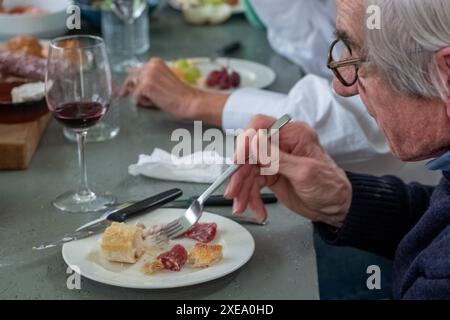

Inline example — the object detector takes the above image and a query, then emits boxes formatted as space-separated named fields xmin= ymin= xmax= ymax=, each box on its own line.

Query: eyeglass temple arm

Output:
xmin=328 ymin=58 xmax=364 ymax=69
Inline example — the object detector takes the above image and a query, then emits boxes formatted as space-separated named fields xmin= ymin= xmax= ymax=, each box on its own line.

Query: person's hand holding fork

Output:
xmin=224 ymin=115 xmax=352 ymax=227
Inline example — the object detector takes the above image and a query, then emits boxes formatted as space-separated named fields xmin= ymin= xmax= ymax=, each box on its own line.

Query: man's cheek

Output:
xmin=332 ymin=78 xmax=358 ymax=97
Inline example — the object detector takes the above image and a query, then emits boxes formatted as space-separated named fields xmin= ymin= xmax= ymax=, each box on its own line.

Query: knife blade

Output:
xmin=211 ymin=41 xmax=242 ymax=63
xmin=33 ymin=188 xmax=183 ymax=250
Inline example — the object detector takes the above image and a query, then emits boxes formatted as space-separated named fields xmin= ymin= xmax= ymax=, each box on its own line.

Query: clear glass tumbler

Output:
xmin=101 ymin=1 xmax=150 ymax=73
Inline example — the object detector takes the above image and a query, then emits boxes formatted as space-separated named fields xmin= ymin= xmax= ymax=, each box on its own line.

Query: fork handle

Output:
xmin=198 ymin=114 xmax=292 ymax=204
xmin=198 ymin=164 xmax=240 ymax=204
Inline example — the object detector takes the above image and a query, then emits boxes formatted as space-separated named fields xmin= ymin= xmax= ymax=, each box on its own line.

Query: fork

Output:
xmin=150 ymin=114 xmax=292 ymax=244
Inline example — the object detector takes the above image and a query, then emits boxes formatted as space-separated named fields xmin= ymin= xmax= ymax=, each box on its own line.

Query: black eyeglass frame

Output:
xmin=327 ymin=39 xmax=366 ymax=87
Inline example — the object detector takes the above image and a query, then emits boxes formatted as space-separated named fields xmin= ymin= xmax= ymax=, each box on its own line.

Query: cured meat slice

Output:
xmin=0 ymin=51 xmax=46 ymax=81
xmin=157 ymin=244 xmax=188 ymax=272
xmin=184 ymin=223 xmax=217 ymax=243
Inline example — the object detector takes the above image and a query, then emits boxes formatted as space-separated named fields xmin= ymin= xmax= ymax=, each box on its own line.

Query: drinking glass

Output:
xmin=110 ymin=0 xmax=147 ymax=72
xmin=45 ymin=35 xmax=116 ymax=213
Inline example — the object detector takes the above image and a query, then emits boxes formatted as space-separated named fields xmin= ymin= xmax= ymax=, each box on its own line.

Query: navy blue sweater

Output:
xmin=315 ymin=171 xmax=450 ymax=299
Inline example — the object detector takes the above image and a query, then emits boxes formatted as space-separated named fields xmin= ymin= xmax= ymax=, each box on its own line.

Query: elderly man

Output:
xmin=225 ymin=0 xmax=450 ymax=299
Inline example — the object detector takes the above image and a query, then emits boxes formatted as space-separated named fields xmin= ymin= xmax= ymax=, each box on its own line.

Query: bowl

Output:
xmin=75 ymin=0 xmax=160 ymax=29
xmin=0 ymin=81 xmax=48 ymax=124
xmin=0 ymin=0 xmax=72 ymax=40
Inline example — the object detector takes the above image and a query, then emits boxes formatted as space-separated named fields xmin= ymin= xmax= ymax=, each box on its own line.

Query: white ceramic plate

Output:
xmin=0 ymin=0 xmax=71 ymax=40
xmin=62 ymin=209 xmax=255 ymax=289
xmin=169 ymin=0 xmax=245 ymax=14
xmin=173 ymin=57 xmax=276 ymax=92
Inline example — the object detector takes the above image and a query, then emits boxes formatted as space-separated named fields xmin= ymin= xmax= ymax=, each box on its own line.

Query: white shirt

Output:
xmin=251 ymin=0 xmax=336 ymax=79
xmin=223 ymin=76 xmax=390 ymax=164
xmin=222 ymin=0 xmax=390 ymax=165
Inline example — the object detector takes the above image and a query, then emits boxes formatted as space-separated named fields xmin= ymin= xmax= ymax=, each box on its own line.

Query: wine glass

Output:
xmin=111 ymin=0 xmax=147 ymax=72
xmin=45 ymin=35 xmax=116 ymax=213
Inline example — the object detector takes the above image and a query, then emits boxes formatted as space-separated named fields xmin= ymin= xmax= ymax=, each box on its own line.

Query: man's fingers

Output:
xmin=120 ymin=76 xmax=132 ymax=97
xmin=137 ymin=95 xmax=155 ymax=108
xmin=120 ymin=67 xmax=142 ymax=97
xmin=234 ymin=128 xmax=256 ymax=164
xmin=232 ymin=168 xmax=257 ymax=215
xmin=248 ymin=181 xmax=268 ymax=223
xmin=244 ymin=114 xmax=278 ymax=131
xmin=225 ymin=164 xmax=252 ymax=199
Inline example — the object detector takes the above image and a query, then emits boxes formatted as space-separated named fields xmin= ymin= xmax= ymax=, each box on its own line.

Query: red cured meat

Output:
xmin=0 ymin=51 xmax=46 ymax=81
xmin=184 ymin=223 xmax=217 ymax=243
xmin=157 ymin=244 xmax=188 ymax=271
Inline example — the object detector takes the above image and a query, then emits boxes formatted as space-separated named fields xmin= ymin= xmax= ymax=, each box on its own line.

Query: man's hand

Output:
xmin=121 ymin=58 xmax=201 ymax=119
xmin=225 ymin=115 xmax=352 ymax=227
xmin=121 ymin=58 xmax=228 ymax=126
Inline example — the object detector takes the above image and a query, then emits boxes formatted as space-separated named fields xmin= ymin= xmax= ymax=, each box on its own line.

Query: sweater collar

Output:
xmin=426 ymin=150 xmax=450 ymax=172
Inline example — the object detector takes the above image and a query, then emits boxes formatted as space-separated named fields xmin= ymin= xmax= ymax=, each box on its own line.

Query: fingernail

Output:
xmin=232 ymin=201 xmax=239 ymax=215
xmin=224 ymin=185 xmax=230 ymax=198
xmin=258 ymin=216 xmax=267 ymax=224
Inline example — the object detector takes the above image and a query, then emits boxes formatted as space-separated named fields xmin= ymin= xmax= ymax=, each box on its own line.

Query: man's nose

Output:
xmin=332 ymin=78 xmax=359 ymax=97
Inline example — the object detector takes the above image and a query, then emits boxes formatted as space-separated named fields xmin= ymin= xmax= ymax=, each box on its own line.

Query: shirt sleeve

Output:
xmin=222 ymin=75 xmax=390 ymax=165
xmin=250 ymin=0 xmax=336 ymax=79
xmin=315 ymin=172 xmax=436 ymax=259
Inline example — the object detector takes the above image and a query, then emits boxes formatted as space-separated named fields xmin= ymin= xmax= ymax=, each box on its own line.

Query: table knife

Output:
xmin=211 ymin=41 xmax=242 ymax=63
xmin=164 ymin=193 xmax=277 ymax=208
xmin=33 ymin=188 xmax=183 ymax=250
xmin=164 ymin=194 xmax=276 ymax=225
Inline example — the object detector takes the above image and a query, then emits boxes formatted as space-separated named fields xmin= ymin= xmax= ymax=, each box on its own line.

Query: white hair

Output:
xmin=364 ymin=0 xmax=450 ymax=100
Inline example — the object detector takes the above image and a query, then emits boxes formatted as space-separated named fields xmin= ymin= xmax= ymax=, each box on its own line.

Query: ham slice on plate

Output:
xmin=184 ymin=223 xmax=218 ymax=243
xmin=157 ymin=244 xmax=188 ymax=272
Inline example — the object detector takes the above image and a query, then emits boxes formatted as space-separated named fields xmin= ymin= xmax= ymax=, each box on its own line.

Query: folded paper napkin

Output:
xmin=129 ymin=148 xmax=230 ymax=184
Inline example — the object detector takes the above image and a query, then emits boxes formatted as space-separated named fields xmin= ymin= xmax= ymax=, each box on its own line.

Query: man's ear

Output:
xmin=437 ymin=47 xmax=450 ymax=118
xmin=437 ymin=47 xmax=450 ymax=75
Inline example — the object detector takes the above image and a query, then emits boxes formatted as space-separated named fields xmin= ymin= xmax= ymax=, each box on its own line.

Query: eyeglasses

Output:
xmin=327 ymin=39 xmax=366 ymax=87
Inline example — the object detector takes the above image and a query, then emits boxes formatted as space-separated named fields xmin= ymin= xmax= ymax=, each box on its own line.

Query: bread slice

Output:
xmin=101 ymin=222 xmax=144 ymax=264
xmin=142 ymin=260 xmax=164 ymax=275
xmin=189 ymin=243 xmax=223 ymax=268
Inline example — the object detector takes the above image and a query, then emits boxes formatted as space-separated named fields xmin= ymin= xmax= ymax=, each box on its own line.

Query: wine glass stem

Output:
xmin=76 ymin=131 xmax=94 ymax=201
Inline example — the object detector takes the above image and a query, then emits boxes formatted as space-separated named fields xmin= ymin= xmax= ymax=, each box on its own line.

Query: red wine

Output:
xmin=53 ymin=101 xmax=107 ymax=130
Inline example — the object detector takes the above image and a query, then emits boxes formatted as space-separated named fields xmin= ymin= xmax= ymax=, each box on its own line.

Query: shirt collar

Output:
xmin=426 ymin=150 xmax=450 ymax=171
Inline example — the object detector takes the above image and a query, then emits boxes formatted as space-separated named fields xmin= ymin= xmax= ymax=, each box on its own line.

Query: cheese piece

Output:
xmin=11 ymin=81 xmax=45 ymax=103
xmin=101 ymin=222 xmax=145 ymax=264
xmin=188 ymin=243 xmax=223 ymax=268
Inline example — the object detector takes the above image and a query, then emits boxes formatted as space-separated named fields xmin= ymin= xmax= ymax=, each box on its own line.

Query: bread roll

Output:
xmin=101 ymin=222 xmax=145 ymax=264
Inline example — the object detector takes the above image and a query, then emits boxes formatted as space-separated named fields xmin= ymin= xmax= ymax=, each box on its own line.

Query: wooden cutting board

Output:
xmin=0 ymin=112 xmax=51 ymax=170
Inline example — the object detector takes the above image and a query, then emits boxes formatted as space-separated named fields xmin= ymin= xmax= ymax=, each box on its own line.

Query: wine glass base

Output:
xmin=113 ymin=58 xmax=143 ymax=73
xmin=53 ymin=191 xmax=116 ymax=213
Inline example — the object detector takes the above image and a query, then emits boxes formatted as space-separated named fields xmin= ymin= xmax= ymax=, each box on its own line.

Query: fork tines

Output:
xmin=149 ymin=219 xmax=184 ymax=245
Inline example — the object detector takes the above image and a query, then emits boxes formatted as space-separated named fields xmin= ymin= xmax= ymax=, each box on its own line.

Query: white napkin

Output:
xmin=129 ymin=148 xmax=230 ymax=184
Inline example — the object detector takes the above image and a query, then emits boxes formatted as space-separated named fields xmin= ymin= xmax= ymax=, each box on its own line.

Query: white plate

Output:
xmin=169 ymin=0 xmax=245 ymax=14
xmin=175 ymin=57 xmax=276 ymax=92
xmin=62 ymin=209 xmax=255 ymax=289
xmin=0 ymin=0 xmax=71 ymax=40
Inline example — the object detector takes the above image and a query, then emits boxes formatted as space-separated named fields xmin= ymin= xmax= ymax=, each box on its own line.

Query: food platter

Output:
xmin=0 ymin=81 xmax=48 ymax=123
xmin=62 ymin=209 xmax=255 ymax=289
xmin=169 ymin=57 xmax=276 ymax=93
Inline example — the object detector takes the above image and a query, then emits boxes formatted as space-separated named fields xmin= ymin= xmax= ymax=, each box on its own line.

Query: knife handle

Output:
xmin=215 ymin=41 xmax=242 ymax=57
xmin=108 ymin=189 xmax=183 ymax=222
xmin=204 ymin=194 xmax=278 ymax=206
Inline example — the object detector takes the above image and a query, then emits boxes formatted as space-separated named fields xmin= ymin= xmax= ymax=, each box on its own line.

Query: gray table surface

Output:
xmin=0 ymin=9 xmax=319 ymax=299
